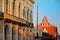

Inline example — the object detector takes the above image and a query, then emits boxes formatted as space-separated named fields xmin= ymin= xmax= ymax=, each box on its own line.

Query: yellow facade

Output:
xmin=0 ymin=0 xmax=34 ymax=22
xmin=0 ymin=0 xmax=34 ymax=40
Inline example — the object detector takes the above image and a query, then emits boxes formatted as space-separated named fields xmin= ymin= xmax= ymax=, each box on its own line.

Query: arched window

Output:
xmin=30 ymin=11 xmax=33 ymax=22
xmin=23 ymin=7 xmax=26 ymax=19
xmin=13 ymin=0 xmax=15 ymax=15
xmin=27 ymin=9 xmax=29 ymax=21
xmin=18 ymin=3 xmax=21 ymax=17
xmin=5 ymin=25 xmax=10 ymax=40
xmin=6 ymin=0 xmax=8 ymax=13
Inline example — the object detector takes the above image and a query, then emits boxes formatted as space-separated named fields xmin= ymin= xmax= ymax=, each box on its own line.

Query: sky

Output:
xmin=33 ymin=0 xmax=60 ymax=34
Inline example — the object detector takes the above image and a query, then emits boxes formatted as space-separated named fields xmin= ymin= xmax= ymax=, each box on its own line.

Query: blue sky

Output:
xmin=33 ymin=0 xmax=60 ymax=34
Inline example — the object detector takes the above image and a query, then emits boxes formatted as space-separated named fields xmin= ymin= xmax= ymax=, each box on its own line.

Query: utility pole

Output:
xmin=34 ymin=0 xmax=42 ymax=40
xmin=35 ymin=0 xmax=39 ymax=39
xmin=36 ymin=0 xmax=38 ymax=34
xmin=36 ymin=2 xmax=38 ymax=38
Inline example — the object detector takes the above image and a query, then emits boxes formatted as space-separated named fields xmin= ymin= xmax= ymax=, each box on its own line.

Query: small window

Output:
xmin=42 ymin=23 xmax=48 ymax=26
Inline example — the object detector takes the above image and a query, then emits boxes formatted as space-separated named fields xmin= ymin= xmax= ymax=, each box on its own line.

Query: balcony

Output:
xmin=0 ymin=12 xmax=34 ymax=27
xmin=4 ymin=13 xmax=26 ymax=24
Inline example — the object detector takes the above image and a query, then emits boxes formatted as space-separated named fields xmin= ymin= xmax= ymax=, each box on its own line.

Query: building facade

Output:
xmin=42 ymin=32 xmax=54 ymax=40
xmin=57 ymin=35 xmax=60 ymax=40
xmin=33 ymin=27 xmax=42 ymax=40
xmin=0 ymin=0 xmax=34 ymax=40
xmin=38 ymin=16 xmax=57 ymax=40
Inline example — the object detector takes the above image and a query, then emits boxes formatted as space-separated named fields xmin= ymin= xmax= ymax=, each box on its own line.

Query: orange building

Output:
xmin=38 ymin=16 xmax=57 ymax=38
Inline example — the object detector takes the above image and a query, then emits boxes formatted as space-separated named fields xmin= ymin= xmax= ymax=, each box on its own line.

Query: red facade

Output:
xmin=38 ymin=16 xmax=57 ymax=37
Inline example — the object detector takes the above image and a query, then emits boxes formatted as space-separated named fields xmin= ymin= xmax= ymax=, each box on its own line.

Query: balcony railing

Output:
xmin=0 ymin=12 xmax=34 ymax=27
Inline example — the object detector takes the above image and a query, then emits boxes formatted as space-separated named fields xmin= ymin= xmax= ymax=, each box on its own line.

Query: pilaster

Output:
xmin=16 ymin=24 xmax=18 ymax=40
xmin=0 ymin=20 xmax=5 ymax=40
xmin=13 ymin=24 xmax=18 ymax=40
xmin=2 ymin=20 xmax=5 ymax=40
xmin=2 ymin=0 xmax=4 ymax=12
xmin=9 ymin=23 xmax=12 ymax=40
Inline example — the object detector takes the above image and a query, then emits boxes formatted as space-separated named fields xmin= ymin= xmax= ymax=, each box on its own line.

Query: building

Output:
xmin=33 ymin=27 xmax=42 ymax=40
xmin=42 ymin=32 xmax=54 ymax=40
xmin=38 ymin=16 xmax=57 ymax=40
xmin=57 ymin=35 xmax=60 ymax=40
xmin=0 ymin=0 xmax=34 ymax=40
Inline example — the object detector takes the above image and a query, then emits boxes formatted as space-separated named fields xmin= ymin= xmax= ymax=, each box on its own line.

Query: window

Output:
xmin=23 ymin=7 xmax=25 ymax=19
xmin=5 ymin=25 xmax=10 ymax=40
xmin=42 ymin=23 xmax=48 ymax=26
xmin=6 ymin=0 xmax=10 ymax=14
xmin=25 ymin=8 xmax=27 ymax=20
xmin=6 ymin=0 xmax=8 ymax=13
xmin=18 ymin=3 xmax=21 ymax=17
xmin=13 ymin=0 xmax=15 ymax=15
xmin=28 ymin=9 xmax=31 ymax=22
xmin=30 ymin=11 xmax=33 ymax=22
xmin=44 ymin=23 xmax=48 ymax=26
xmin=27 ymin=9 xmax=30 ymax=21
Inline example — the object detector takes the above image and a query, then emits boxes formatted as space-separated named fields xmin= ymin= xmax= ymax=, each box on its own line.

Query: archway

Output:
xmin=5 ymin=25 xmax=10 ymax=40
